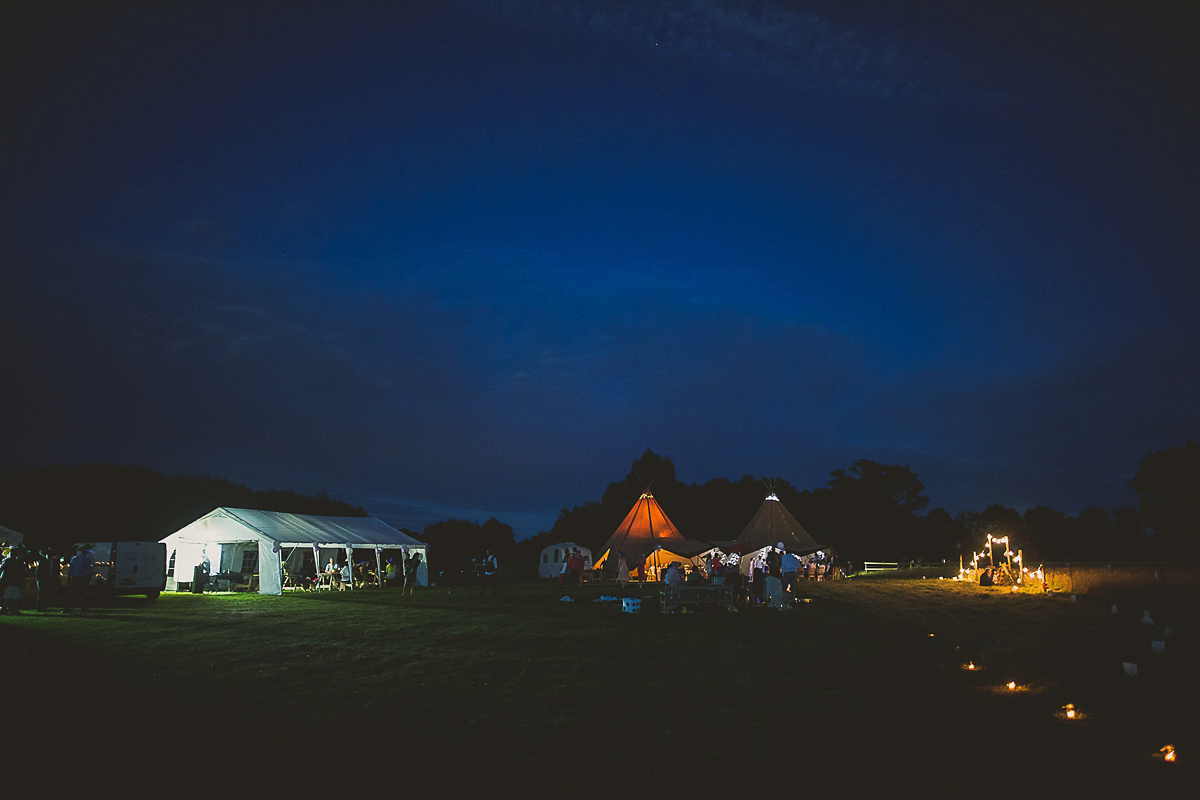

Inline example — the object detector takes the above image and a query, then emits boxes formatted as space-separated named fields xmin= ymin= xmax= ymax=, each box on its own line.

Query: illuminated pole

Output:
xmin=374 ymin=547 xmax=383 ymax=589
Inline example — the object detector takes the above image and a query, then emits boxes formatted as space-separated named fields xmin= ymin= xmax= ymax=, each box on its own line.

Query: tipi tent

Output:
xmin=594 ymin=491 xmax=711 ymax=580
xmin=161 ymin=507 xmax=427 ymax=595
xmin=730 ymin=493 xmax=824 ymax=573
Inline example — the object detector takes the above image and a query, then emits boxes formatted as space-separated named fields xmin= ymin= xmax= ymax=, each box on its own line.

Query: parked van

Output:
xmin=76 ymin=542 xmax=168 ymax=599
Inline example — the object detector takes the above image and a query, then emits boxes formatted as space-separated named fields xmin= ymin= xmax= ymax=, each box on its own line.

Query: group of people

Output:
xmin=285 ymin=549 xmax=424 ymax=594
xmin=608 ymin=547 xmax=841 ymax=611
xmin=0 ymin=543 xmax=99 ymax=614
xmin=557 ymin=547 xmax=588 ymax=587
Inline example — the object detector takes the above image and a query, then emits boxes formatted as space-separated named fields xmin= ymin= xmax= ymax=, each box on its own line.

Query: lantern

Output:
xmin=1064 ymin=703 xmax=1076 ymax=719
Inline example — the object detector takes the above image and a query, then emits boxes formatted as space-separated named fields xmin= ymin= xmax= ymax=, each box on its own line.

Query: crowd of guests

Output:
xmin=611 ymin=548 xmax=841 ymax=610
xmin=0 ymin=543 xmax=100 ymax=614
xmin=285 ymin=548 xmax=425 ymax=594
xmin=557 ymin=547 xmax=588 ymax=587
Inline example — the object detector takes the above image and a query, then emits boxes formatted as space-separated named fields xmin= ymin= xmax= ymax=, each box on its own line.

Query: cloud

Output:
xmin=9 ymin=240 xmax=1196 ymax=535
xmin=462 ymin=0 xmax=999 ymax=106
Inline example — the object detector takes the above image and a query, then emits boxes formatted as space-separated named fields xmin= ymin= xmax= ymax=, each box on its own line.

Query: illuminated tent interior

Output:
xmin=161 ymin=507 xmax=427 ymax=595
xmin=593 ymin=491 xmax=712 ymax=580
xmin=729 ymin=493 xmax=825 ymax=574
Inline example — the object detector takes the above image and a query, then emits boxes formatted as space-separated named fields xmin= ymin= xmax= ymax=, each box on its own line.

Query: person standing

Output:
xmin=35 ymin=547 xmax=59 ymax=612
xmin=781 ymin=550 xmax=799 ymax=595
xmin=616 ymin=552 xmax=630 ymax=590
xmin=404 ymin=551 xmax=422 ymax=596
xmin=763 ymin=549 xmax=786 ymax=610
xmin=0 ymin=545 xmax=27 ymax=615
xmin=480 ymin=549 xmax=498 ymax=595
xmin=568 ymin=548 xmax=583 ymax=587
xmin=62 ymin=546 xmax=94 ymax=614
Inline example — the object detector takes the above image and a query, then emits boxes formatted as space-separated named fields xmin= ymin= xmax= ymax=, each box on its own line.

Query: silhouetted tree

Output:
xmin=0 ymin=463 xmax=366 ymax=550
xmin=1128 ymin=440 xmax=1200 ymax=558
xmin=420 ymin=517 xmax=515 ymax=577
xmin=1073 ymin=507 xmax=1116 ymax=560
xmin=915 ymin=507 xmax=966 ymax=561
xmin=812 ymin=460 xmax=930 ymax=562
xmin=1023 ymin=506 xmax=1070 ymax=560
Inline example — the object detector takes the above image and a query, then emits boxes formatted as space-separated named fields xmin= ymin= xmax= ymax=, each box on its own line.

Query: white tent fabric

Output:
xmin=161 ymin=508 xmax=427 ymax=595
xmin=0 ymin=524 xmax=24 ymax=546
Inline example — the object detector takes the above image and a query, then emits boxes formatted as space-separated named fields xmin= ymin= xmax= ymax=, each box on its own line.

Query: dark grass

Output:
xmin=3 ymin=579 xmax=1195 ymax=791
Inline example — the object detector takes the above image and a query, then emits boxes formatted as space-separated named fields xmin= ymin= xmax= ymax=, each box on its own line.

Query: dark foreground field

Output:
xmin=3 ymin=578 xmax=1194 ymax=791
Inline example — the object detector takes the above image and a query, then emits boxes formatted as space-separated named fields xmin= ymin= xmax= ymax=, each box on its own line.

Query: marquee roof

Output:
xmin=0 ymin=524 xmax=24 ymax=545
xmin=162 ymin=507 xmax=424 ymax=548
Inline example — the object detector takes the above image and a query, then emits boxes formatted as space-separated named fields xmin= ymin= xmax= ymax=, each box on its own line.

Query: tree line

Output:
xmin=4 ymin=440 xmax=1196 ymax=576
xmin=510 ymin=442 xmax=1200 ymax=573
xmin=0 ymin=463 xmax=367 ymax=550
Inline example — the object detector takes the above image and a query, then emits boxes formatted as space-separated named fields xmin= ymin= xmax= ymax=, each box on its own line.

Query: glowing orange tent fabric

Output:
xmin=593 ymin=491 xmax=711 ymax=575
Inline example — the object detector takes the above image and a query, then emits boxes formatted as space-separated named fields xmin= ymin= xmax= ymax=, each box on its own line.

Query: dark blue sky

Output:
xmin=4 ymin=1 xmax=1198 ymax=537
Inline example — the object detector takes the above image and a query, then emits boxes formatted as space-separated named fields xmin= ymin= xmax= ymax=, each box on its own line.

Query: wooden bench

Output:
xmin=660 ymin=584 xmax=733 ymax=613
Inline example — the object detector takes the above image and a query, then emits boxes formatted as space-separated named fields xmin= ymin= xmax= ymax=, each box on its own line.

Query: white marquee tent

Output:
xmin=161 ymin=507 xmax=428 ymax=595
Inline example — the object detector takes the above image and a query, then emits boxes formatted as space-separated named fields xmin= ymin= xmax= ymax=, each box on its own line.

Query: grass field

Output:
xmin=3 ymin=578 xmax=1194 ymax=790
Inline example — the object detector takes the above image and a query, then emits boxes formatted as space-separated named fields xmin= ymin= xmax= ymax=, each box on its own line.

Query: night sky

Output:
xmin=4 ymin=1 xmax=1198 ymax=538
